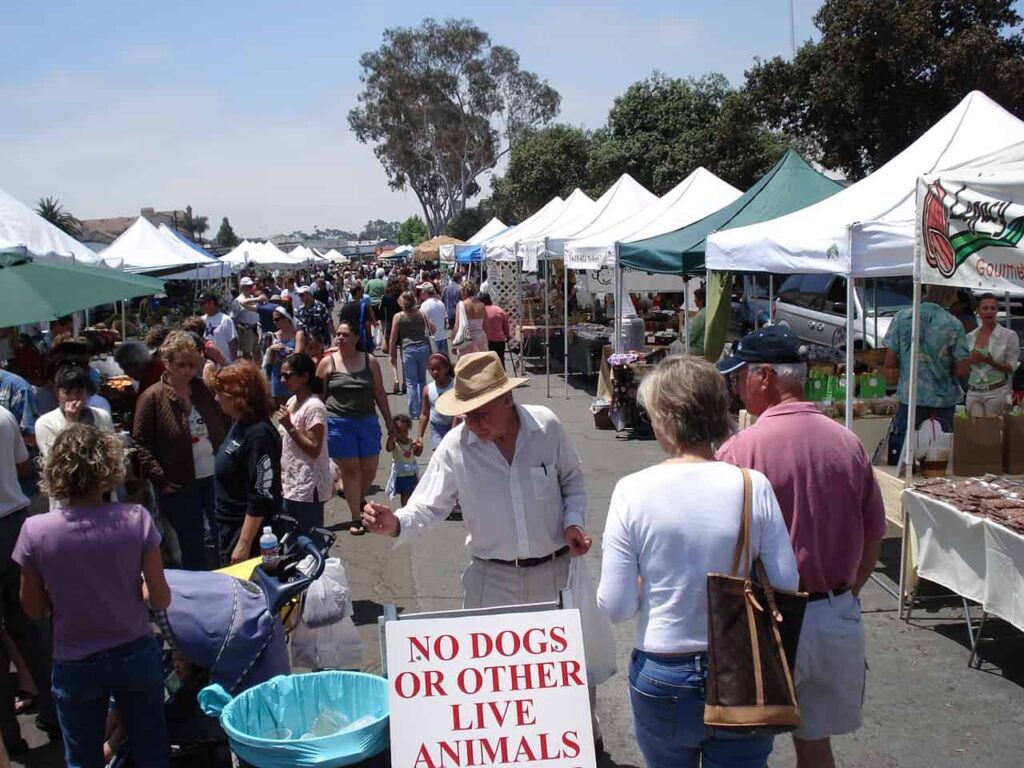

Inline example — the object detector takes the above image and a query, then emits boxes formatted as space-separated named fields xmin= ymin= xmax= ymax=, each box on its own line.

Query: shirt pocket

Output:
xmin=530 ymin=466 xmax=557 ymax=499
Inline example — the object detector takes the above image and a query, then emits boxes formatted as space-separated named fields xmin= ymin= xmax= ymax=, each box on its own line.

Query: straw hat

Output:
xmin=435 ymin=352 xmax=527 ymax=416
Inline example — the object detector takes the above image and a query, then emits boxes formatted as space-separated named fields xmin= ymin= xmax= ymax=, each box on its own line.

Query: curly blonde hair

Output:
xmin=160 ymin=330 xmax=200 ymax=365
xmin=41 ymin=424 xmax=125 ymax=500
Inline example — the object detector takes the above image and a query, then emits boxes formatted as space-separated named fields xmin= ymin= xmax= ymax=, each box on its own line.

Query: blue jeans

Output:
xmin=52 ymin=635 xmax=168 ymax=768
xmin=629 ymin=650 xmax=774 ymax=768
xmin=434 ymin=338 xmax=449 ymax=358
xmin=402 ymin=342 xmax=431 ymax=419
xmin=160 ymin=483 xmax=207 ymax=571
xmin=285 ymin=491 xmax=325 ymax=532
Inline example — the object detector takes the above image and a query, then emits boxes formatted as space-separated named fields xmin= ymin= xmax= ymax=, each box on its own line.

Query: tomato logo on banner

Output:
xmin=385 ymin=610 xmax=595 ymax=768
xmin=922 ymin=180 xmax=1024 ymax=279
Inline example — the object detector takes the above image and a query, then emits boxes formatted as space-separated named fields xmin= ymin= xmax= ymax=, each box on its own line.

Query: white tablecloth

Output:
xmin=903 ymin=489 xmax=1024 ymax=632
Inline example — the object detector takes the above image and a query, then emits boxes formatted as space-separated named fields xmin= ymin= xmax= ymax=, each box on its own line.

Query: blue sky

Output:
xmin=1 ymin=1 xmax=822 ymax=236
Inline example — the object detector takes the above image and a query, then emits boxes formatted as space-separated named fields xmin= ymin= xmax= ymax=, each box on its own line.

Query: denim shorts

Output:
xmin=628 ymin=649 xmax=774 ymax=768
xmin=327 ymin=415 xmax=381 ymax=459
xmin=394 ymin=473 xmax=418 ymax=496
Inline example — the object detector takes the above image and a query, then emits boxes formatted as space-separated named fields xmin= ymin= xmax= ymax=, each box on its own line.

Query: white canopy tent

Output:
xmin=520 ymin=174 xmax=656 ymax=271
xmin=99 ymin=216 xmax=215 ymax=274
xmin=0 ymin=185 xmax=98 ymax=264
xmin=323 ymin=248 xmax=348 ymax=263
xmin=705 ymin=91 xmax=1024 ymax=427
xmin=439 ymin=217 xmax=508 ymax=263
xmin=481 ymin=195 xmax=569 ymax=262
xmin=564 ymin=168 xmax=741 ymax=270
xmin=289 ymin=244 xmax=324 ymax=264
xmin=223 ymin=240 xmax=304 ymax=269
xmin=706 ymin=91 xmax=1024 ymax=279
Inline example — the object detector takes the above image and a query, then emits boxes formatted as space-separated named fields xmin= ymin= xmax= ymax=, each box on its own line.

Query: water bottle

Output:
xmin=259 ymin=526 xmax=279 ymax=563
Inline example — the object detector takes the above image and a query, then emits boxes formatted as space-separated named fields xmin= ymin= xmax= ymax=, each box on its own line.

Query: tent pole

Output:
xmin=900 ymin=274 xmax=923 ymax=618
xmin=860 ymin=278 xmax=868 ymax=348
xmin=873 ymin=280 xmax=878 ymax=347
xmin=545 ymin=256 xmax=551 ymax=398
xmin=766 ymin=275 xmax=773 ymax=329
xmin=613 ymin=243 xmax=622 ymax=355
xmin=563 ymin=247 xmax=569 ymax=399
xmin=683 ymin=275 xmax=690 ymax=355
xmin=844 ymin=228 xmax=855 ymax=430
xmin=121 ymin=300 xmax=127 ymax=341
xmin=1006 ymin=292 xmax=1012 ymax=329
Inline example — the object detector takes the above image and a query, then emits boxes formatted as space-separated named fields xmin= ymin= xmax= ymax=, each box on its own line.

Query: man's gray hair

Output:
xmin=768 ymin=362 xmax=807 ymax=389
xmin=114 ymin=341 xmax=152 ymax=371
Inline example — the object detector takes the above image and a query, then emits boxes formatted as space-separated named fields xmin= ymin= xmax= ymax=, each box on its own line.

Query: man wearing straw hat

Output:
xmin=363 ymin=351 xmax=604 ymax=746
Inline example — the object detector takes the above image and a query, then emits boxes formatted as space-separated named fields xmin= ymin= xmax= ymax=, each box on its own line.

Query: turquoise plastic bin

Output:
xmin=199 ymin=671 xmax=389 ymax=767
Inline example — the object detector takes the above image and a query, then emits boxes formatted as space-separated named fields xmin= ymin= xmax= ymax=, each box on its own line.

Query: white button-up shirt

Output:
xmin=396 ymin=404 xmax=586 ymax=560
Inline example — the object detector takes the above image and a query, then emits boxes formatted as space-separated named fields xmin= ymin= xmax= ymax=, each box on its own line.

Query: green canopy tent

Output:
xmin=616 ymin=150 xmax=843 ymax=359
xmin=0 ymin=251 xmax=164 ymax=328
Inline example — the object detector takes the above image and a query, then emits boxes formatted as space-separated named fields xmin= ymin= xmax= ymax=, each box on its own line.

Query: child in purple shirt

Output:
xmin=14 ymin=424 xmax=172 ymax=768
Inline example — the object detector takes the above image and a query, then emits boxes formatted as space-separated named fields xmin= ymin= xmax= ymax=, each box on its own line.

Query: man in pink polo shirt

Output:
xmin=716 ymin=326 xmax=885 ymax=768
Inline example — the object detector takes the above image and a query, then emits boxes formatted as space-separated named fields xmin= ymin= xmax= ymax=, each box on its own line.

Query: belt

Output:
xmin=806 ymin=586 xmax=851 ymax=602
xmin=969 ymin=379 xmax=1008 ymax=393
xmin=479 ymin=545 xmax=569 ymax=568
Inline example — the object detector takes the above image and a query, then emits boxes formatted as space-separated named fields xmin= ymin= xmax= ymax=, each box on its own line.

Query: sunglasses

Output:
xmin=279 ymin=371 xmax=296 ymax=379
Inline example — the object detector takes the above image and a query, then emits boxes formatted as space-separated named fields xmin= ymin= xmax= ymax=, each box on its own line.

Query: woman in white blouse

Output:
xmin=966 ymin=293 xmax=1020 ymax=417
xmin=596 ymin=355 xmax=798 ymax=768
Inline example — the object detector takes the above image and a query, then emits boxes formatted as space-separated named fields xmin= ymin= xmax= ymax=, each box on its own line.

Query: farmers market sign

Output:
xmin=919 ymin=178 xmax=1024 ymax=290
xmin=385 ymin=609 xmax=596 ymax=768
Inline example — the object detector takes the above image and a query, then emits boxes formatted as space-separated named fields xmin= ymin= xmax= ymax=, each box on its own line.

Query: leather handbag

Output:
xmin=704 ymin=469 xmax=808 ymax=732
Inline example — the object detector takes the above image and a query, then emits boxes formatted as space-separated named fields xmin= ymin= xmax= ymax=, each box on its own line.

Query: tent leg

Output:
xmin=766 ymin=275 xmax=773 ymax=329
xmin=1006 ymin=292 xmax=1012 ymax=329
xmin=564 ymin=257 xmax=569 ymax=399
xmin=844 ymin=229 xmax=855 ymax=430
xmin=683 ymin=277 xmax=690 ymax=355
xmin=545 ymin=260 xmax=551 ymax=399
xmin=121 ymin=300 xmax=127 ymax=341
xmin=613 ymin=245 xmax=622 ymax=355
xmin=873 ymin=280 xmax=878 ymax=347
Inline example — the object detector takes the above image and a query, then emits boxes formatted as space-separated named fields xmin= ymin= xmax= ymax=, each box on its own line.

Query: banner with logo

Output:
xmin=917 ymin=175 xmax=1024 ymax=291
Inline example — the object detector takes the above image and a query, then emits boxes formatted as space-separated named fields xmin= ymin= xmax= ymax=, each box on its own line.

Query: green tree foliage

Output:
xmin=445 ymin=206 xmax=489 ymax=240
xmin=349 ymin=18 xmax=560 ymax=236
xmin=398 ymin=215 xmax=430 ymax=245
xmin=587 ymin=72 xmax=786 ymax=194
xmin=35 ymin=196 xmax=81 ymax=238
xmin=488 ymin=124 xmax=594 ymax=223
xmin=743 ymin=0 xmax=1024 ymax=180
xmin=359 ymin=219 xmax=401 ymax=240
xmin=184 ymin=212 xmax=209 ymax=244
xmin=214 ymin=217 xmax=240 ymax=248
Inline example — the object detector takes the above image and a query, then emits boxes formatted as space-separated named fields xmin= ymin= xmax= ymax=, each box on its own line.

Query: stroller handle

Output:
xmin=254 ymin=533 xmax=333 ymax=616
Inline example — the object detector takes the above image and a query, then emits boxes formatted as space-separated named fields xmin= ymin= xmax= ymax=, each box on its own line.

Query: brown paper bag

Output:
xmin=1004 ymin=415 xmax=1024 ymax=474
xmin=953 ymin=416 xmax=1003 ymax=476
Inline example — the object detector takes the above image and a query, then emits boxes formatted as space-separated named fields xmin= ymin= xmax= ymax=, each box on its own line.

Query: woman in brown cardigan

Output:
xmin=133 ymin=331 xmax=226 ymax=570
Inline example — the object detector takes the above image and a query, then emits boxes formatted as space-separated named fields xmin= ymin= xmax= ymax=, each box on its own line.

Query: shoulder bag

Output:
xmin=451 ymin=300 xmax=473 ymax=352
xmin=704 ymin=468 xmax=808 ymax=732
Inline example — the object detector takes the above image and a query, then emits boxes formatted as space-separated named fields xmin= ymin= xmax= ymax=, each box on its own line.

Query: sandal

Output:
xmin=348 ymin=522 xmax=367 ymax=536
xmin=13 ymin=690 xmax=36 ymax=715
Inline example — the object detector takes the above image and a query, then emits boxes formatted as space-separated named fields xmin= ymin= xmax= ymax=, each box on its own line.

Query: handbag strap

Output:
xmin=729 ymin=468 xmax=753 ymax=577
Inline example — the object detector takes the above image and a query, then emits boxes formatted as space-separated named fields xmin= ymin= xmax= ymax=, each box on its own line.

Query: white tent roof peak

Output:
xmin=0 ymin=185 xmax=98 ymax=264
xmin=467 ymin=217 xmax=507 ymax=243
xmin=707 ymin=90 xmax=1024 ymax=278
xmin=99 ymin=216 xmax=213 ymax=273
xmin=481 ymin=195 xmax=568 ymax=261
xmin=563 ymin=167 xmax=742 ymax=269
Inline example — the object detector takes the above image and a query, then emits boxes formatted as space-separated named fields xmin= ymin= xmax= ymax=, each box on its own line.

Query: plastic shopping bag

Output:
xmin=566 ymin=557 xmax=617 ymax=685
xmin=302 ymin=558 xmax=350 ymax=629
xmin=291 ymin=615 xmax=364 ymax=670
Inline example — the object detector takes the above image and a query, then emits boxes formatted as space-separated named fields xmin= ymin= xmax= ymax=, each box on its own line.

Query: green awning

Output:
xmin=0 ymin=252 xmax=164 ymax=327
xmin=618 ymin=150 xmax=843 ymax=274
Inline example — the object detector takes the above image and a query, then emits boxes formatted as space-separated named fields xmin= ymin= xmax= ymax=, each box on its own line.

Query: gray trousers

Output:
xmin=461 ymin=554 xmax=602 ymax=742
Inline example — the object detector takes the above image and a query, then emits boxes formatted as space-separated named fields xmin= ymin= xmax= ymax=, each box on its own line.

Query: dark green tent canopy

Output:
xmin=618 ymin=150 xmax=843 ymax=275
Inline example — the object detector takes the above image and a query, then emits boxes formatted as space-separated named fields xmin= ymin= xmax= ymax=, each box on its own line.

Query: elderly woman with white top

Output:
xmin=596 ymin=355 xmax=798 ymax=768
xmin=966 ymin=293 xmax=1020 ymax=417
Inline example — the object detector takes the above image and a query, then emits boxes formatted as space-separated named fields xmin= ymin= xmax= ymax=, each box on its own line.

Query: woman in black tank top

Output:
xmin=315 ymin=320 xmax=394 ymax=534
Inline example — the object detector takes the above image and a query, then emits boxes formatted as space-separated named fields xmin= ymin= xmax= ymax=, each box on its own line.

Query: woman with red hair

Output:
xmin=210 ymin=362 xmax=282 ymax=565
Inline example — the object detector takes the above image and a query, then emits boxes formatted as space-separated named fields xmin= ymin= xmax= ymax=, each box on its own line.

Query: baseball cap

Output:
xmin=716 ymin=325 xmax=805 ymax=375
xmin=296 ymin=285 xmax=312 ymax=295
xmin=419 ymin=282 xmax=435 ymax=294
xmin=240 ymin=277 xmax=254 ymax=287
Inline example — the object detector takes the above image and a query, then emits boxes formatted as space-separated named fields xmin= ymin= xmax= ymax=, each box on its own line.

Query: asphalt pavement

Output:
xmin=12 ymin=355 xmax=1024 ymax=767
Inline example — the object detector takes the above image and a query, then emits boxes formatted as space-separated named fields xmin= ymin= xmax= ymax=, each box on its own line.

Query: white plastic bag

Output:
xmin=566 ymin=557 xmax=617 ymax=685
xmin=914 ymin=416 xmax=952 ymax=460
xmin=301 ymin=558 xmax=350 ymax=628
xmin=290 ymin=614 xmax=364 ymax=670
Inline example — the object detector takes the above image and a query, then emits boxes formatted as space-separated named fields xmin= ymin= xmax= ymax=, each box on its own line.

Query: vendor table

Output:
xmin=902 ymin=488 xmax=1024 ymax=666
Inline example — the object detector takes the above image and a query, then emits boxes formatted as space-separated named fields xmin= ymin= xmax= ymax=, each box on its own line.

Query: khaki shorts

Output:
xmin=237 ymin=325 xmax=258 ymax=356
xmin=793 ymin=590 xmax=867 ymax=741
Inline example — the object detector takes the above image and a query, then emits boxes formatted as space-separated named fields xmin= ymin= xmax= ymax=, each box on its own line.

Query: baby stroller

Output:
xmin=111 ymin=524 xmax=337 ymax=768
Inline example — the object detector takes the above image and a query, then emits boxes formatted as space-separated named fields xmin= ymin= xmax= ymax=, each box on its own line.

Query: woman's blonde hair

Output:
xmin=398 ymin=290 xmax=418 ymax=310
xmin=461 ymin=280 xmax=478 ymax=298
xmin=160 ymin=330 xmax=200 ymax=365
xmin=41 ymin=424 xmax=125 ymax=500
xmin=637 ymin=355 xmax=734 ymax=448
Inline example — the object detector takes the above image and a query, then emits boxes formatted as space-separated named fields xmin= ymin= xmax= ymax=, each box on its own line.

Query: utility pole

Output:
xmin=789 ymin=0 xmax=796 ymax=57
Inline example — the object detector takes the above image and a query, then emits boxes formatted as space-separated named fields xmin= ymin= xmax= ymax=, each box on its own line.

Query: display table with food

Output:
xmin=902 ymin=476 xmax=1024 ymax=666
xmin=567 ymin=323 xmax=612 ymax=377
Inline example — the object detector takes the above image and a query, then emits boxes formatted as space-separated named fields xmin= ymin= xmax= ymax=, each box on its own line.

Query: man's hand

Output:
xmin=363 ymin=501 xmax=399 ymax=536
xmin=565 ymin=525 xmax=592 ymax=557
xmin=62 ymin=398 xmax=85 ymax=421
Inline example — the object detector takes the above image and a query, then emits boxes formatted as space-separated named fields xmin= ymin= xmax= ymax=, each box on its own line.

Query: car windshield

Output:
xmin=860 ymin=278 xmax=913 ymax=315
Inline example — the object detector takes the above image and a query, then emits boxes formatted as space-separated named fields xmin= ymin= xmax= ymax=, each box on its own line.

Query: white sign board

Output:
xmin=917 ymin=176 xmax=1024 ymax=291
xmin=385 ymin=609 xmax=595 ymax=768
xmin=584 ymin=266 xmax=688 ymax=294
